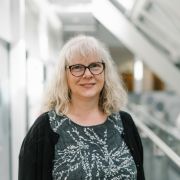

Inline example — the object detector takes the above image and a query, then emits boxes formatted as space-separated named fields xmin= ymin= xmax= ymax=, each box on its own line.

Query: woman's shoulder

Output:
xmin=23 ymin=112 xmax=55 ymax=144
xmin=119 ymin=110 xmax=139 ymax=132
xmin=19 ymin=111 xmax=59 ymax=159
xmin=119 ymin=110 xmax=134 ymax=124
xmin=119 ymin=110 xmax=142 ymax=137
xmin=29 ymin=112 xmax=50 ymax=132
xmin=119 ymin=110 xmax=131 ymax=118
xmin=109 ymin=111 xmax=133 ymax=125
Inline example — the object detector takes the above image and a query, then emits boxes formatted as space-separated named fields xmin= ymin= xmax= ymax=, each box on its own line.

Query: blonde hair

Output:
xmin=41 ymin=35 xmax=127 ymax=115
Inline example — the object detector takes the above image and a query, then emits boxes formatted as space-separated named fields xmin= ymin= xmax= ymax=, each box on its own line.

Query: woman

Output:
xmin=19 ymin=35 xmax=145 ymax=180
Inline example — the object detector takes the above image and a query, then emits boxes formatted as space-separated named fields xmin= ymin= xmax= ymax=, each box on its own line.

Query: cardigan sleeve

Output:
xmin=18 ymin=133 xmax=37 ymax=180
xmin=120 ymin=111 xmax=145 ymax=180
xmin=131 ymin=116 xmax=144 ymax=164
xmin=18 ymin=117 xmax=41 ymax=180
xmin=18 ymin=112 xmax=59 ymax=180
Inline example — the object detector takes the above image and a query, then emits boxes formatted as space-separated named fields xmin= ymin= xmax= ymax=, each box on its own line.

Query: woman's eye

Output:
xmin=71 ymin=65 xmax=84 ymax=71
xmin=90 ymin=63 xmax=101 ymax=68
xmin=91 ymin=64 xmax=97 ymax=68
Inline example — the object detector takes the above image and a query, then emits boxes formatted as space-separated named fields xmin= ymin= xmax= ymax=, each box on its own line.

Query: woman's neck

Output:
xmin=69 ymin=96 xmax=100 ymax=116
xmin=66 ymin=96 xmax=107 ymax=126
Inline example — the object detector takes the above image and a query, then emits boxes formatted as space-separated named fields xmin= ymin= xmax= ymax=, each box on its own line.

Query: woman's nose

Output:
xmin=83 ymin=68 xmax=93 ymax=78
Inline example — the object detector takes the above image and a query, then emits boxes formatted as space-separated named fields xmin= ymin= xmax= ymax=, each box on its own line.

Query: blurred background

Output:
xmin=0 ymin=0 xmax=180 ymax=179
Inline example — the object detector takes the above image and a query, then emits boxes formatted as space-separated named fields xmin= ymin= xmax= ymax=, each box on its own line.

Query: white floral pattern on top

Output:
xmin=48 ymin=110 xmax=137 ymax=180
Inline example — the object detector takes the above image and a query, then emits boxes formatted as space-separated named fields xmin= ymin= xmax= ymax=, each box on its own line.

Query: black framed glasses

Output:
xmin=66 ymin=62 xmax=105 ymax=77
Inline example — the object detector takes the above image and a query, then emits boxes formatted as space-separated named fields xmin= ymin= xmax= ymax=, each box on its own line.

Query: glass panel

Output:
xmin=142 ymin=137 xmax=180 ymax=180
xmin=0 ymin=39 xmax=10 ymax=180
xmin=128 ymin=92 xmax=180 ymax=180
xmin=27 ymin=56 xmax=44 ymax=128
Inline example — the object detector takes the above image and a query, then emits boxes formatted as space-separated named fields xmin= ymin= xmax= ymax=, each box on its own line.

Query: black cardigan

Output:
xmin=18 ymin=111 xmax=145 ymax=180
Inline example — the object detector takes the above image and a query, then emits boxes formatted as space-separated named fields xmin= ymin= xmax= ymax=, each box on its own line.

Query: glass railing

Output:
xmin=126 ymin=105 xmax=180 ymax=180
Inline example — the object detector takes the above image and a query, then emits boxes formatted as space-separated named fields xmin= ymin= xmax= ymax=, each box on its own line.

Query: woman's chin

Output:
xmin=77 ymin=91 xmax=100 ymax=100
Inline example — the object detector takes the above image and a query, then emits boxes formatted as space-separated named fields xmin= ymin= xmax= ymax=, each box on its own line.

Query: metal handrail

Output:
xmin=127 ymin=110 xmax=180 ymax=169
xmin=129 ymin=103 xmax=180 ymax=141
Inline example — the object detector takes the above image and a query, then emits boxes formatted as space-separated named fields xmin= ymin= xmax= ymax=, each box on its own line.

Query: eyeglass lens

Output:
xmin=69 ymin=62 xmax=104 ymax=77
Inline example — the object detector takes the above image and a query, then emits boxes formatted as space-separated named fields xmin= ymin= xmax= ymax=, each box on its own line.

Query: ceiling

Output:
xmin=50 ymin=0 xmax=135 ymax=63
xmin=27 ymin=0 xmax=180 ymax=65
xmin=50 ymin=0 xmax=124 ymax=47
xmin=25 ymin=0 xmax=180 ymax=93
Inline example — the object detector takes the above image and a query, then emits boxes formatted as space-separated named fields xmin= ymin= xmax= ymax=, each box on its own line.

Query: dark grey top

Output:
xmin=48 ymin=110 xmax=137 ymax=180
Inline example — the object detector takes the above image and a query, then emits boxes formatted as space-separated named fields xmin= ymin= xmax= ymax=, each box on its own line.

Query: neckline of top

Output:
xmin=56 ymin=111 xmax=111 ymax=128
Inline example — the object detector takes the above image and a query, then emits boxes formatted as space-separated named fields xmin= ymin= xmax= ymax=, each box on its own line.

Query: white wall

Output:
xmin=0 ymin=0 xmax=11 ymax=41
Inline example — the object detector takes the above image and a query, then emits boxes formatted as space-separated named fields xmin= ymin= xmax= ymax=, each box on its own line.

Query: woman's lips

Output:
xmin=80 ymin=83 xmax=95 ymax=88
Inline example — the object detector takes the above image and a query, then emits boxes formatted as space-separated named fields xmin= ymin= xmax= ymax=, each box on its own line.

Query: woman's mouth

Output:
xmin=80 ymin=83 xmax=95 ymax=88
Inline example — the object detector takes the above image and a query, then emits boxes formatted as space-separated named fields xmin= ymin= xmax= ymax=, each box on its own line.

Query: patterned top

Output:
xmin=48 ymin=110 xmax=137 ymax=180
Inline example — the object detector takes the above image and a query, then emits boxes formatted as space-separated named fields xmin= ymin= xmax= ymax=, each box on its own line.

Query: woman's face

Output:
xmin=66 ymin=53 xmax=105 ymax=101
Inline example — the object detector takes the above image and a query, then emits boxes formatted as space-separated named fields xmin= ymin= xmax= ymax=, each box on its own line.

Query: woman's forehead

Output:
xmin=67 ymin=51 xmax=101 ymax=64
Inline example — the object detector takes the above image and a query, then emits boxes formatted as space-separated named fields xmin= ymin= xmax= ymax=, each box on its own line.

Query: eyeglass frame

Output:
xmin=66 ymin=62 xmax=105 ymax=77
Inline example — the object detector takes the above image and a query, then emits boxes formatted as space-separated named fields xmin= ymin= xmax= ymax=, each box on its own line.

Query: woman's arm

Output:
xmin=18 ymin=134 xmax=37 ymax=180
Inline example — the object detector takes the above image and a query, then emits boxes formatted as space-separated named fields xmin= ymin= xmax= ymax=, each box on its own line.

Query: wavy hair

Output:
xmin=41 ymin=35 xmax=127 ymax=115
